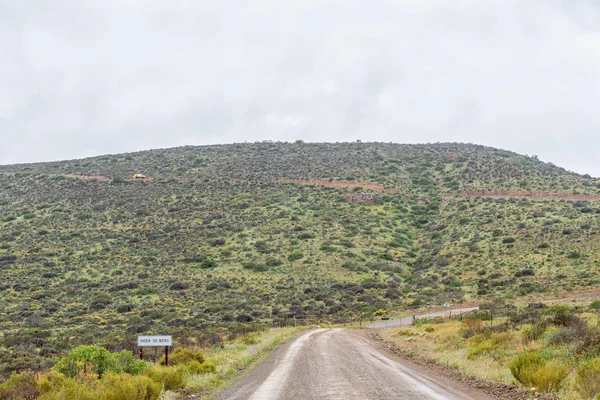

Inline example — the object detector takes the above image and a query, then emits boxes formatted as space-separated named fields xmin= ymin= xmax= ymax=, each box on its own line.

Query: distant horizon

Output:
xmin=3 ymin=140 xmax=597 ymax=178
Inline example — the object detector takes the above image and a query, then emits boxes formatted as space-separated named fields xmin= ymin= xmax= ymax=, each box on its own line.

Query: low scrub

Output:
xmin=575 ymin=358 xmax=600 ymax=399
xmin=0 ymin=371 xmax=40 ymax=400
xmin=508 ymin=352 xmax=568 ymax=392
xmin=186 ymin=361 xmax=216 ymax=375
xmin=461 ymin=319 xmax=484 ymax=338
xmin=143 ymin=365 xmax=186 ymax=391
xmin=160 ymin=347 xmax=204 ymax=366
xmin=103 ymin=373 xmax=161 ymax=400
xmin=466 ymin=331 xmax=512 ymax=360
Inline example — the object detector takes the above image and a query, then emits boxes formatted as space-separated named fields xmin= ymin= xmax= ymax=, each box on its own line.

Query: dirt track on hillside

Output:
xmin=450 ymin=190 xmax=600 ymax=201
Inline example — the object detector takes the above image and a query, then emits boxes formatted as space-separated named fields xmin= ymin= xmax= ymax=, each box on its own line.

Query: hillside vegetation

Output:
xmin=1 ymin=142 xmax=600 ymax=375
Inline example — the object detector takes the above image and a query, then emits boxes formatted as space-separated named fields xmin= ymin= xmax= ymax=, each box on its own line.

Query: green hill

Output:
xmin=1 ymin=142 xmax=600 ymax=374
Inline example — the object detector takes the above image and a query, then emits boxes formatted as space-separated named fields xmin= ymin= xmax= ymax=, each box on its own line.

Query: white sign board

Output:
xmin=138 ymin=335 xmax=172 ymax=347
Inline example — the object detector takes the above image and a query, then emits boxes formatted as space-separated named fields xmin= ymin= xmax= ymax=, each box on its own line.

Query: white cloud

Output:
xmin=0 ymin=0 xmax=599 ymax=175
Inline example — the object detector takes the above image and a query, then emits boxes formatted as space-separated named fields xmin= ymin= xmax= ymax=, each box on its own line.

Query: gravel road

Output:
xmin=215 ymin=327 xmax=486 ymax=400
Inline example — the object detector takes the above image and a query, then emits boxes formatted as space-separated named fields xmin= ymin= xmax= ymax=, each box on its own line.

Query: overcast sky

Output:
xmin=1 ymin=1 xmax=599 ymax=175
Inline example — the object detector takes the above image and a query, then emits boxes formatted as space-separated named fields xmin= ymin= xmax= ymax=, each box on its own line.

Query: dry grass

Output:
xmin=380 ymin=313 xmax=600 ymax=400
xmin=380 ymin=321 xmax=516 ymax=385
xmin=185 ymin=327 xmax=301 ymax=398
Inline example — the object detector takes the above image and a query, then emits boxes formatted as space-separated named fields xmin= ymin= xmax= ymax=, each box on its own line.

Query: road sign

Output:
xmin=137 ymin=335 xmax=172 ymax=347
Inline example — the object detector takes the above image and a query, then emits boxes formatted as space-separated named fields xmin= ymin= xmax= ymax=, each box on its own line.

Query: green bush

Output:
xmin=199 ymin=259 xmax=218 ymax=269
xmin=265 ymin=258 xmax=283 ymax=267
xmin=160 ymin=347 xmax=204 ymax=366
xmin=590 ymin=301 xmax=600 ymax=312
xmin=533 ymin=361 xmax=569 ymax=392
xmin=575 ymin=358 xmax=600 ymax=399
xmin=186 ymin=360 xmax=216 ymax=375
xmin=103 ymin=373 xmax=161 ymax=400
xmin=38 ymin=371 xmax=67 ymax=395
xmin=0 ymin=371 xmax=40 ymax=400
xmin=54 ymin=346 xmax=146 ymax=378
xmin=509 ymin=353 xmax=568 ymax=392
xmin=111 ymin=350 xmax=149 ymax=375
xmin=143 ymin=365 xmax=186 ymax=390
xmin=509 ymin=352 xmax=545 ymax=387
xmin=54 ymin=345 xmax=113 ymax=378
xmin=287 ymin=252 xmax=303 ymax=262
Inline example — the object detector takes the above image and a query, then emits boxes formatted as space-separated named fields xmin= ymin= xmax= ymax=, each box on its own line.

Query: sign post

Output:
xmin=137 ymin=335 xmax=172 ymax=365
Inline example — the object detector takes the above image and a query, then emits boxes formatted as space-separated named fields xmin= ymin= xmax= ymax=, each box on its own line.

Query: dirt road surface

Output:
xmin=215 ymin=328 xmax=490 ymax=400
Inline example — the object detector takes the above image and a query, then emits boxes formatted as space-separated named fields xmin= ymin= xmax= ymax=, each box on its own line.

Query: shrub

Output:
xmin=135 ymin=287 xmax=157 ymax=296
xmin=38 ymin=377 xmax=104 ymax=400
xmin=111 ymin=350 xmax=149 ymax=375
xmin=509 ymin=353 xmax=568 ymax=392
xmin=466 ymin=331 xmax=511 ymax=359
xmin=547 ymin=327 xmax=580 ymax=346
xmin=186 ymin=361 xmax=216 ymax=375
xmin=550 ymin=305 xmax=578 ymax=327
xmin=590 ymin=300 xmax=600 ymax=312
xmin=575 ymin=358 xmax=600 ymax=399
xmin=143 ymin=365 xmax=185 ymax=390
xmin=169 ymin=281 xmax=189 ymax=290
xmin=199 ymin=259 xmax=218 ymax=269
xmin=0 ymin=371 xmax=40 ymax=400
xmin=242 ymin=261 xmax=268 ymax=272
xmin=161 ymin=348 xmax=204 ymax=366
xmin=515 ymin=269 xmax=535 ymax=278
xmin=265 ymin=258 xmax=283 ymax=267
xmin=461 ymin=319 xmax=484 ymax=338
xmin=103 ymin=373 xmax=161 ymax=400
xmin=54 ymin=345 xmax=113 ymax=378
xmin=533 ymin=361 xmax=569 ymax=392
xmin=37 ymin=371 xmax=67 ymax=395
xmin=287 ymin=252 xmax=303 ymax=262
xmin=522 ymin=322 xmax=548 ymax=341
xmin=509 ymin=352 xmax=545 ymax=387
xmin=209 ymin=238 xmax=226 ymax=247
xmin=54 ymin=346 xmax=147 ymax=379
